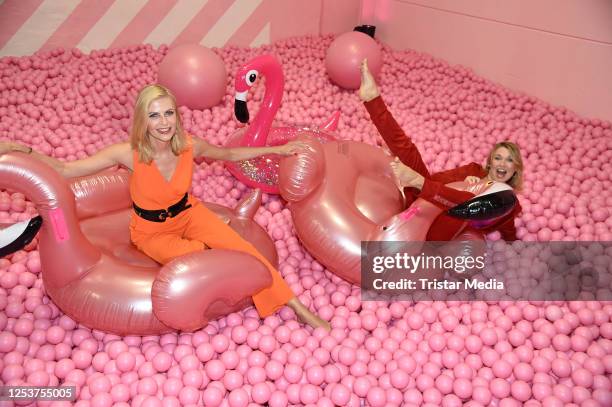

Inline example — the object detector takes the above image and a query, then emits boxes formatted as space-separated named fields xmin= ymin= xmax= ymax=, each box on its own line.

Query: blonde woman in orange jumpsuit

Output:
xmin=1 ymin=84 xmax=330 ymax=330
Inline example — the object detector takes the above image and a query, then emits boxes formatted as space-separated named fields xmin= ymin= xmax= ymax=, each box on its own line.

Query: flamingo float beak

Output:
xmin=447 ymin=190 xmax=517 ymax=221
xmin=0 ymin=215 xmax=42 ymax=258
xmin=234 ymin=91 xmax=249 ymax=123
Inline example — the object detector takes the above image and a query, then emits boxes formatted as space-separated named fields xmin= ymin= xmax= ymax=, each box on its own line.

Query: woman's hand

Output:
xmin=464 ymin=176 xmax=481 ymax=184
xmin=197 ymin=138 xmax=309 ymax=162
xmin=359 ymin=59 xmax=380 ymax=102
xmin=0 ymin=142 xmax=12 ymax=156
xmin=275 ymin=140 xmax=309 ymax=156
xmin=390 ymin=157 xmax=425 ymax=190
xmin=0 ymin=142 xmax=29 ymax=156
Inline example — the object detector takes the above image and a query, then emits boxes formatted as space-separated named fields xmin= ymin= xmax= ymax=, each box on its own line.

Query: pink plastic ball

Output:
xmin=0 ymin=332 xmax=17 ymax=352
xmin=110 ymin=383 xmax=131 ymax=402
xmin=330 ymin=383 xmax=351 ymax=405
xmin=284 ymin=363 xmax=303 ymax=384
xmin=196 ymin=343 xmax=214 ymax=363
xmin=182 ymin=369 xmax=204 ymax=388
xmin=249 ymin=382 xmax=270 ymax=404
xmin=299 ymin=383 xmax=320 ymax=404
xmin=269 ymin=390 xmax=289 ymax=407
xmin=228 ymin=388 xmax=249 ymax=407
xmin=265 ymin=359 xmax=284 ymax=381
xmin=115 ymin=351 xmax=136 ymax=373
xmin=325 ymin=31 xmax=382 ymax=89
xmin=202 ymin=386 xmax=224 ymax=407
xmin=178 ymin=385 xmax=200 ymax=405
xmin=90 ymin=376 xmax=112 ymax=395
xmin=158 ymin=44 xmax=226 ymax=109
xmin=366 ymin=386 xmax=387 ymax=407
xmin=90 ymin=392 xmax=113 ymax=407
xmin=205 ymin=360 xmax=226 ymax=381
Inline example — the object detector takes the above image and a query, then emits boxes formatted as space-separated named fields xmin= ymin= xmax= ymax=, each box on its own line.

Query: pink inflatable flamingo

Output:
xmin=0 ymin=153 xmax=277 ymax=335
xmin=225 ymin=54 xmax=339 ymax=194
xmin=279 ymin=139 xmax=507 ymax=284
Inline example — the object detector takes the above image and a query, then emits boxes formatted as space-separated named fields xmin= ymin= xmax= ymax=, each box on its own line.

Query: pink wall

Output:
xmin=0 ymin=0 xmax=339 ymax=56
xmin=367 ymin=0 xmax=612 ymax=121
xmin=320 ymin=0 xmax=361 ymax=35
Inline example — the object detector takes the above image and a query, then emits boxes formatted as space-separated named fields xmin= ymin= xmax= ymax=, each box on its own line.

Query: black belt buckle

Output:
xmin=133 ymin=193 xmax=191 ymax=223
xmin=167 ymin=195 xmax=191 ymax=219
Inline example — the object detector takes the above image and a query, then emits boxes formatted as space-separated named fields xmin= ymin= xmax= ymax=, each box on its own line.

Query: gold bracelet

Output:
xmin=26 ymin=146 xmax=32 ymax=154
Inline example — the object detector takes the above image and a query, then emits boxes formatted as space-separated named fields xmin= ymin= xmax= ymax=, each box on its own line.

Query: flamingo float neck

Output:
xmin=228 ymin=54 xmax=338 ymax=194
xmin=237 ymin=55 xmax=284 ymax=147
xmin=0 ymin=154 xmax=101 ymax=288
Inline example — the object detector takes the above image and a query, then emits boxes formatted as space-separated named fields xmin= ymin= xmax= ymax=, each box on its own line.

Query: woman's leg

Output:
xmin=364 ymin=98 xmax=431 ymax=178
xmin=130 ymin=231 xmax=204 ymax=266
xmin=183 ymin=204 xmax=330 ymax=330
xmin=361 ymin=59 xmax=431 ymax=178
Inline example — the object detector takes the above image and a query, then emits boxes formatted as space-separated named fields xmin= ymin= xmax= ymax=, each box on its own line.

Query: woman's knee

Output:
xmin=136 ymin=237 xmax=206 ymax=265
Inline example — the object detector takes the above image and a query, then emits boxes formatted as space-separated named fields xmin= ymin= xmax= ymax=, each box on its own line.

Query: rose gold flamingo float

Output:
xmin=278 ymin=139 xmax=514 ymax=284
xmin=0 ymin=153 xmax=277 ymax=335
xmin=225 ymin=54 xmax=339 ymax=194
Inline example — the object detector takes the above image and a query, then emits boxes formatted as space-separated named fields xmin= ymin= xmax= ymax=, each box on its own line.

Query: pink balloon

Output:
xmin=0 ymin=156 xmax=278 ymax=335
xmin=158 ymin=44 xmax=226 ymax=109
xmin=325 ymin=31 xmax=382 ymax=89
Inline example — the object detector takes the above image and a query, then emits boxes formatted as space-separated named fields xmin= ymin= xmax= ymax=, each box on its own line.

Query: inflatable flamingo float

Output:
xmin=225 ymin=55 xmax=338 ymax=194
xmin=0 ymin=153 xmax=277 ymax=335
xmin=278 ymin=139 xmax=515 ymax=284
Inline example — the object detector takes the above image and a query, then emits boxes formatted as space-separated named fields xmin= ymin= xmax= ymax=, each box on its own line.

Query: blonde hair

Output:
xmin=485 ymin=141 xmax=524 ymax=191
xmin=130 ymin=84 xmax=188 ymax=163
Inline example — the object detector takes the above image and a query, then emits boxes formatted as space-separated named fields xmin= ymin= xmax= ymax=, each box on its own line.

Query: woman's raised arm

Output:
xmin=0 ymin=141 xmax=133 ymax=178
xmin=192 ymin=137 xmax=306 ymax=162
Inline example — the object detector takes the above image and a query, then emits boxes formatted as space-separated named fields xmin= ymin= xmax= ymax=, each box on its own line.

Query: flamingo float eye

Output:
xmin=245 ymin=70 xmax=258 ymax=86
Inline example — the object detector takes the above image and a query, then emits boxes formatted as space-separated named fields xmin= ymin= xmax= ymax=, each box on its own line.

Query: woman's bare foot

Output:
xmin=390 ymin=157 xmax=425 ymax=190
xmin=287 ymin=298 xmax=331 ymax=331
xmin=359 ymin=59 xmax=380 ymax=102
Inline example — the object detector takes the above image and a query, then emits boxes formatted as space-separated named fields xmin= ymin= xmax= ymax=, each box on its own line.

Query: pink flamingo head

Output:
xmin=234 ymin=55 xmax=284 ymax=146
xmin=226 ymin=54 xmax=338 ymax=194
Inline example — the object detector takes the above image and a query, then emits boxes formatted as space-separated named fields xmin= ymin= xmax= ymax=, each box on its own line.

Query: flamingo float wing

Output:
xmin=152 ymin=249 xmax=272 ymax=332
xmin=70 ymin=169 xmax=132 ymax=220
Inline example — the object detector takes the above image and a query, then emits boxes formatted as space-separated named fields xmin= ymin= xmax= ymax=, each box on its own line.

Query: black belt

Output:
xmin=133 ymin=193 xmax=192 ymax=222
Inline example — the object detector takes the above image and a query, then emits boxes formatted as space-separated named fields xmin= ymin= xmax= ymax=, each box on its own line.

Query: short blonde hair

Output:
xmin=130 ymin=84 xmax=188 ymax=163
xmin=485 ymin=141 xmax=524 ymax=191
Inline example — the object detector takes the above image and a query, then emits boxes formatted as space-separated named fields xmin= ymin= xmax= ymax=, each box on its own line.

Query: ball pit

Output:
xmin=0 ymin=35 xmax=611 ymax=406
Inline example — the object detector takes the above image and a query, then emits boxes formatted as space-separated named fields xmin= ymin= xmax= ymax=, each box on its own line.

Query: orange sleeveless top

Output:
xmin=129 ymin=138 xmax=195 ymax=233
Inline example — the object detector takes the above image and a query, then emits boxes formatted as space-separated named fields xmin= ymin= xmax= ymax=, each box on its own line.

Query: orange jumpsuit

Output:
xmin=129 ymin=140 xmax=294 ymax=317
